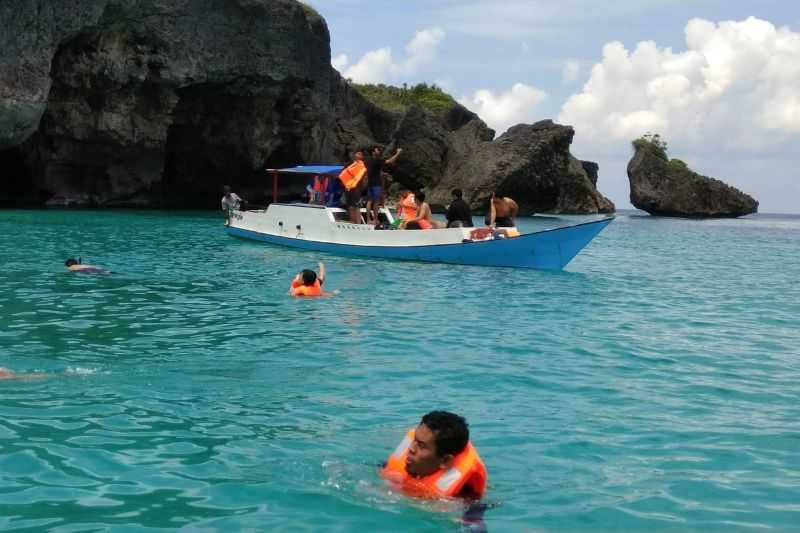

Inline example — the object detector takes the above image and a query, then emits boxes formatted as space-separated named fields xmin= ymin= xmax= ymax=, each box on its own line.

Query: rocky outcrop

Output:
xmin=1 ymin=0 xmax=337 ymax=207
xmin=628 ymin=144 xmax=758 ymax=217
xmin=427 ymin=120 xmax=615 ymax=214
xmin=0 ymin=0 xmax=615 ymax=213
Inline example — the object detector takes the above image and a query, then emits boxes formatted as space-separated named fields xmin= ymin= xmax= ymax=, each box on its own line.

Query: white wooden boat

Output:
xmin=225 ymin=166 xmax=613 ymax=270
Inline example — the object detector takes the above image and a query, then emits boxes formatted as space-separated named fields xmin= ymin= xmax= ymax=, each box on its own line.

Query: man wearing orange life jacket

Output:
xmin=289 ymin=262 xmax=330 ymax=297
xmin=339 ymin=150 xmax=367 ymax=224
xmin=381 ymin=411 xmax=487 ymax=500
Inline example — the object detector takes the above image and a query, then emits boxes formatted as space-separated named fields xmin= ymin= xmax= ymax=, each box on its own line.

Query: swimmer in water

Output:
xmin=65 ymin=257 xmax=109 ymax=274
xmin=0 ymin=367 xmax=49 ymax=381
xmin=381 ymin=411 xmax=488 ymax=500
xmin=289 ymin=262 xmax=337 ymax=297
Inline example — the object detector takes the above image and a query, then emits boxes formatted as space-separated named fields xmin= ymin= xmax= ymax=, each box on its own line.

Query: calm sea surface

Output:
xmin=0 ymin=209 xmax=798 ymax=532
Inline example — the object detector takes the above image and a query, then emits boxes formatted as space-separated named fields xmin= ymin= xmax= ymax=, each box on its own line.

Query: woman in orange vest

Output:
xmin=396 ymin=190 xmax=417 ymax=223
xmin=289 ymin=261 xmax=333 ymax=297
xmin=381 ymin=411 xmax=487 ymax=500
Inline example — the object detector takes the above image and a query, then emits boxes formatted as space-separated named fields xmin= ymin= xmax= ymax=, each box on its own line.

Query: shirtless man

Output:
xmin=65 ymin=258 xmax=110 ymax=274
xmin=486 ymin=192 xmax=519 ymax=228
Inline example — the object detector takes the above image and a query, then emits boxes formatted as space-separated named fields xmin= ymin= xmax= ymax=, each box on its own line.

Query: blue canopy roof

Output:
xmin=266 ymin=165 xmax=343 ymax=175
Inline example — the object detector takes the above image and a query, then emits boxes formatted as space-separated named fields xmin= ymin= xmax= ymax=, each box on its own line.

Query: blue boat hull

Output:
xmin=226 ymin=217 xmax=613 ymax=270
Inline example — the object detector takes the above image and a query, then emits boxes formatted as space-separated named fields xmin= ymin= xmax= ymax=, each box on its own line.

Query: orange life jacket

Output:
xmin=312 ymin=176 xmax=328 ymax=192
xmin=417 ymin=219 xmax=433 ymax=230
xmin=290 ymin=279 xmax=322 ymax=297
xmin=339 ymin=160 xmax=366 ymax=191
xmin=380 ymin=429 xmax=488 ymax=499
xmin=398 ymin=194 xmax=416 ymax=219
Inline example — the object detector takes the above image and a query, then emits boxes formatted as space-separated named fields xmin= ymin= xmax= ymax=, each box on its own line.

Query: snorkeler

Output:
xmin=381 ymin=411 xmax=487 ymax=500
xmin=64 ymin=258 xmax=109 ymax=274
xmin=289 ymin=262 xmax=335 ymax=297
xmin=0 ymin=367 xmax=49 ymax=381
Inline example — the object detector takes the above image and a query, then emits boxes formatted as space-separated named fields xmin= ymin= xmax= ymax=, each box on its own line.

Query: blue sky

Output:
xmin=306 ymin=1 xmax=800 ymax=213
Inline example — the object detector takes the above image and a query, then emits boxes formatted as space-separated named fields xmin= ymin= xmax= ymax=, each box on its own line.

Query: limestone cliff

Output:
xmin=0 ymin=0 xmax=615 ymax=213
xmin=628 ymin=141 xmax=758 ymax=218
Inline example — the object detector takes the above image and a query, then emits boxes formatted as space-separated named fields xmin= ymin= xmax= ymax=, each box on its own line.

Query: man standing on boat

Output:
xmin=365 ymin=145 xmax=403 ymax=224
xmin=339 ymin=150 xmax=368 ymax=224
xmin=486 ymin=192 xmax=518 ymax=228
xmin=221 ymin=185 xmax=245 ymax=226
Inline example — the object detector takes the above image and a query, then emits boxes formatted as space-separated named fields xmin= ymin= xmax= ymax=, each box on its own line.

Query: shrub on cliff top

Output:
xmin=632 ymin=132 xmax=669 ymax=161
xmin=352 ymin=83 xmax=458 ymax=114
xmin=668 ymin=158 xmax=688 ymax=171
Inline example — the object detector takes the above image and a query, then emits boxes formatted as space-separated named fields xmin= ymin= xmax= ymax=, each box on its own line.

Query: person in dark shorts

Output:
xmin=364 ymin=145 xmax=403 ymax=224
xmin=339 ymin=150 xmax=367 ymax=223
xmin=446 ymin=188 xmax=474 ymax=228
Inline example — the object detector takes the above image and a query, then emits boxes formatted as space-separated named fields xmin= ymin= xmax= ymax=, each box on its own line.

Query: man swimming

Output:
xmin=0 ymin=367 xmax=49 ymax=381
xmin=381 ymin=411 xmax=487 ymax=500
xmin=289 ymin=262 xmax=336 ymax=297
xmin=65 ymin=258 xmax=109 ymax=274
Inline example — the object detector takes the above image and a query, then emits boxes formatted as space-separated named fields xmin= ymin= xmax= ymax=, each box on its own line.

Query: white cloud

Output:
xmin=459 ymin=83 xmax=548 ymax=134
xmin=335 ymin=27 xmax=446 ymax=84
xmin=559 ymin=17 xmax=800 ymax=152
xmin=562 ymin=60 xmax=580 ymax=83
xmin=557 ymin=16 xmax=800 ymax=212
xmin=331 ymin=53 xmax=349 ymax=72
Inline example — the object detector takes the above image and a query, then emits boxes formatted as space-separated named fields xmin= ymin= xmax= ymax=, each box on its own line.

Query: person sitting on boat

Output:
xmin=289 ymin=262 xmax=333 ymax=297
xmin=486 ymin=192 xmax=518 ymax=228
xmin=395 ymin=189 xmax=417 ymax=225
xmin=221 ymin=185 xmax=245 ymax=226
xmin=65 ymin=258 xmax=109 ymax=274
xmin=339 ymin=150 xmax=368 ymax=224
xmin=446 ymin=188 xmax=474 ymax=228
xmin=306 ymin=174 xmax=329 ymax=205
xmin=400 ymin=191 xmax=445 ymax=229
xmin=365 ymin=145 xmax=403 ymax=224
xmin=381 ymin=411 xmax=487 ymax=500
xmin=326 ymin=176 xmax=344 ymax=207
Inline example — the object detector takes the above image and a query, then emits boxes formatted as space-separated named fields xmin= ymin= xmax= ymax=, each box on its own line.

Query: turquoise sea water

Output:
xmin=1 ymin=209 xmax=799 ymax=532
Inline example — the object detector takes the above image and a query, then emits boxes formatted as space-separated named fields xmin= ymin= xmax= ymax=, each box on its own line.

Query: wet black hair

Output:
xmin=421 ymin=411 xmax=469 ymax=457
xmin=452 ymin=188 xmax=463 ymax=199
xmin=65 ymin=258 xmax=78 ymax=267
xmin=416 ymin=191 xmax=426 ymax=202
xmin=301 ymin=269 xmax=317 ymax=285
xmin=405 ymin=220 xmax=422 ymax=230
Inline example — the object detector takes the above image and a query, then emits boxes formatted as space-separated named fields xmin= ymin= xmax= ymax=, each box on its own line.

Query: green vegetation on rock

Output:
xmin=632 ymin=132 xmax=669 ymax=161
xmin=352 ymin=82 xmax=458 ymax=114
xmin=668 ymin=158 xmax=688 ymax=171
xmin=633 ymin=133 xmax=690 ymax=171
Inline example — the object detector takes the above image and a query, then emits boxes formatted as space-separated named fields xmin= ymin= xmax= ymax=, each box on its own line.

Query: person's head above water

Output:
xmin=301 ymin=269 xmax=317 ymax=286
xmin=65 ymin=258 xmax=79 ymax=267
xmin=406 ymin=411 xmax=469 ymax=477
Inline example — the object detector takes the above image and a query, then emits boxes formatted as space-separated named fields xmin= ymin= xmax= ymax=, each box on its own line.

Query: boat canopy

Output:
xmin=264 ymin=165 xmax=344 ymax=203
xmin=266 ymin=165 xmax=344 ymax=175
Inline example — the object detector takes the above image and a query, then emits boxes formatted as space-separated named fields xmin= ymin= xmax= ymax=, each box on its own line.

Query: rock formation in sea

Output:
xmin=0 ymin=0 xmax=614 ymax=213
xmin=628 ymin=138 xmax=758 ymax=218
xmin=426 ymin=120 xmax=614 ymax=214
